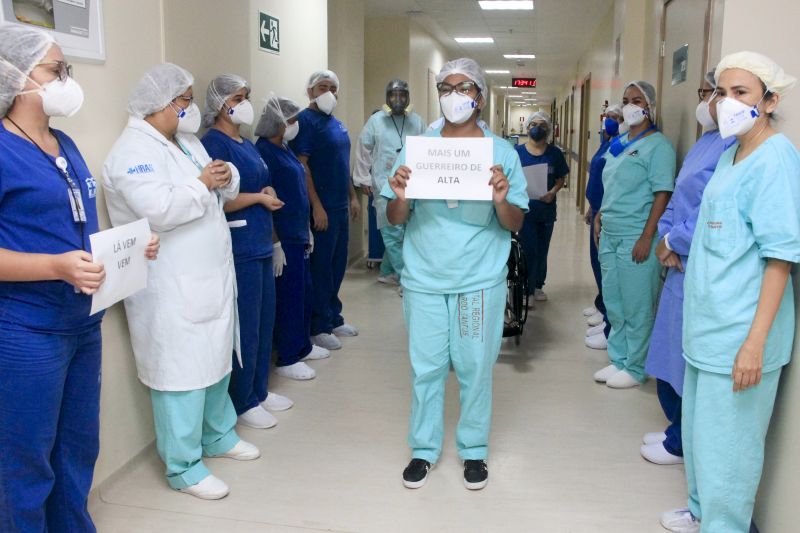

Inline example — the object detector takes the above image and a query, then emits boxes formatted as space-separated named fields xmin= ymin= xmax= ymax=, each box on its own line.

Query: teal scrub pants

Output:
xmin=403 ymin=282 xmax=506 ymax=464
xmin=379 ymin=224 xmax=405 ymax=278
xmin=683 ymin=363 xmax=781 ymax=532
xmin=150 ymin=373 xmax=241 ymax=489
xmin=599 ymin=232 xmax=660 ymax=382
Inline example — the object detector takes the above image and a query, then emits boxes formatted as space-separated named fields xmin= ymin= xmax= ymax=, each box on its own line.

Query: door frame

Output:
xmin=575 ymin=73 xmax=591 ymax=213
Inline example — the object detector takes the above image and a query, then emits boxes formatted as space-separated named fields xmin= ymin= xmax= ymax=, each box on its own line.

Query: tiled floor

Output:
xmin=89 ymin=191 xmax=686 ymax=532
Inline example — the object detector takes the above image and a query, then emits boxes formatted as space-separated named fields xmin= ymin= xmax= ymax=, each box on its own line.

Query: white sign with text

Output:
xmin=404 ymin=136 xmax=493 ymax=201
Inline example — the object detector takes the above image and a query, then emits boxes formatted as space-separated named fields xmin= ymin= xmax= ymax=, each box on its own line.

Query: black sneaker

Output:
xmin=463 ymin=459 xmax=488 ymax=490
xmin=402 ymin=458 xmax=432 ymax=489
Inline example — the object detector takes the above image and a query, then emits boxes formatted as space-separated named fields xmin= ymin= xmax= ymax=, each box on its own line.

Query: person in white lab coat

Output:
xmin=102 ymin=63 xmax=259 ymax=501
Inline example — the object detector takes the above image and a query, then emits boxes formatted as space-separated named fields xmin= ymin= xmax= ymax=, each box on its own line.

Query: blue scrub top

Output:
xmin=289 ymin=108 xmax=351 ymax=212
xmin=0 ymin=123 xmax=102 ymax=333
xmin=514 ymin=143 xmax=569 ymax=222
xmin=586 ymin=138 xmax=612 ymax=213
xmin=683 ymin=134 xmax=800 ymax=374
xmin=255 ymin=138 xmax=310 ymax=244
xmin=201 ymin=128 xmax=273 ymax=262
xmin=381 ymin=127 xmax=530 ymax=294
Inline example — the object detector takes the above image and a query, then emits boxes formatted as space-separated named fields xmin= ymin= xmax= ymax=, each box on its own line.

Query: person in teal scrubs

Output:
xmin=660 ymin=52 xmax=800 ymax=533
xmin=593 ymin=80 xmax=675 ymax=389
xmin=382 ymin=58 xmax=528 ymax=491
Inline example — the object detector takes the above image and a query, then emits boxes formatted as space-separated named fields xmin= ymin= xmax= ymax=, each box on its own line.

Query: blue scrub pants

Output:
xmin=519 ymin=212 xmax=555 ymax=292
xmin=310 ymin=208 xmax=349 ymax=335
xmin=403 ymin=282 xmax=506 ymax=464
xmin=380 ymin=224 xmax=405 ymax=279
xmin=589 ymin=209 xmax=610 ymax=337
xmin=229 ymin=258 xmax=275 ymax=415
xmin=367 ymin=194 xmax=385 ymax=262
xmin=599 ymin=232 xmax=660 ymax=382
xmin=682 ymin=363 xmax=781 ymax=532
xmin=274 ymin=242 xmax=313 ymax=366
xmin=0 ymin=324 xmax=102 ymax=533
xmin=150 ymin=373 xmax=240 ymax=490
xmin=656 ymin=379 xmax=682 ymax=456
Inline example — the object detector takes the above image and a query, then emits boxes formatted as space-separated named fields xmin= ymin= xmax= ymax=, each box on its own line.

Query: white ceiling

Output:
xmin=363 ymin=0 xmax=615 ymax=105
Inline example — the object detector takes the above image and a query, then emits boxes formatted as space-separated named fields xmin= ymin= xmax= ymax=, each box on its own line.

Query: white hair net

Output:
xmin=715 ymin=51 xmax=796 ymax=97
xmin=307 ymin=69 xmax=340 ymax=90
xmin=128 ymin=63 xmax=194 ymax=119
xmin=0 ymin=23 xmax=55 ymax=117
xmin=254 ymin=95 xmax=301 ymax=138
xmin=625 ymin=80 xmax=657 ymax=110
xmin=202 ymin=73 xmax=250 ymax=128
xmin=525 ymin=111 xmax=552 ymax=130
xmin=436 ymin=58 xmax=487 ymax=95
xmin=605 ymin=103 xmax=623 ymax=117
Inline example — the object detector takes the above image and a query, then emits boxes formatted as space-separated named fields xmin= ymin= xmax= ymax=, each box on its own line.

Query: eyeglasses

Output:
xmin=436 ymin=81 xmax=479 ymax=96
xmin=697 ymin=88 xmax=715 ymax=102
xmin=175 ymin=94 xmax=194 ymax=106
xmin=36 ymin=60 xmax=73 ymax=82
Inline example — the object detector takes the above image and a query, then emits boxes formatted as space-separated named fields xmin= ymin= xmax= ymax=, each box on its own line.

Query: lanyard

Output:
xmin=390 ymin=114 xmax=406 ymax=153
xmin=622 ymin=126 xmax=656 ymax=148
xmin=176 ymin=139 xmax=222 ymax=204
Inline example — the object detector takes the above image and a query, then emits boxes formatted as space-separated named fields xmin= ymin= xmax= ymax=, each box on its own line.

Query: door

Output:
xmin=658 ymin=0 xmax=714 ymax=164
xmin=576 ymin=74 xmax=591 ymax=213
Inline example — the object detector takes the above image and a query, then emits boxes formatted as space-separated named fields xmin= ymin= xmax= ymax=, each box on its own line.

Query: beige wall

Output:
xmin=409 ymin=20 xmax=449 ymax=126
xmin=364 ymin=17 xmax=410 ymax=117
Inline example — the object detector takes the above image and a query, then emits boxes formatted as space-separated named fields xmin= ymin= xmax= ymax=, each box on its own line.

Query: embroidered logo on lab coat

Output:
xmin=85 ymin=176 xmax=97 ymax=198
xmin=127 ymin=164 xmax=155 ymax=175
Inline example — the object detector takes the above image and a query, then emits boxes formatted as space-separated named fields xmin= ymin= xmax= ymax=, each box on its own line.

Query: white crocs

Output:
xmin=302 ymin=344 xmax=330 ymax=360
xmin=237 ymin=406 xmax=277 ymax=429
xmin=593 ymin=364 xmax=618 ymax=383
xmin=178 ymin=474 xmax=229 ymax=500
xmin=276 ymin=361 xmax=316 ymax=380
xmin=332 ymin=323 xmax=358 ymax=337
xmin=660 ymin=508 xmax=700 ymax=533
xmin=215 ymin=440 xmax=260 ymax=461
xmin=262 ymin=392 xmax=294 ymax=411
xmin=606 ymin=370 xmax=641 ymax=389
xmin=311 ymin=333 xmax=341 ymax=350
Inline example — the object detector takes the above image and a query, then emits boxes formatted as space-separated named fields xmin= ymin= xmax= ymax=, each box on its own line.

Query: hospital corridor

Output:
xmin=1 ymin=0 xmax=800 ymax=532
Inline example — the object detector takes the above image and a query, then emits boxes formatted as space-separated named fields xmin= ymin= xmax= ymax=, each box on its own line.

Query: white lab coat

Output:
xmin=102 ymin=117 xmax=241 ymax=391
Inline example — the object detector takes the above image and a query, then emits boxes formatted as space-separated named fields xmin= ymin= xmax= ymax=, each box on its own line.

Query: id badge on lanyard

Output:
xmin=56 ymin=156 xmax=86 ymax=223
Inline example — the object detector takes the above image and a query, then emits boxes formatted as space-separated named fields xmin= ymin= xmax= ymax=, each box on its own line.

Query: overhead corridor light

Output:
xmin=485 ymin=70 xmax=511 ymax=74
xmin=504 ymin=54 xmax=536 ymax=59
xmin=455 ymin=37 xmax=495 ymax=43
xmin=507 ymin=95 xmax=523 ymax=98
xmin=479 ymin=1 xmax=534 ymax=10
xmin=521 ymin=91 xmax=537 ymax=94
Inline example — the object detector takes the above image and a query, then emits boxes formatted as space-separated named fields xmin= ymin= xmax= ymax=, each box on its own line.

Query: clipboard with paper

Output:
xmin=523 ymin=163 xmax=549 ymax=200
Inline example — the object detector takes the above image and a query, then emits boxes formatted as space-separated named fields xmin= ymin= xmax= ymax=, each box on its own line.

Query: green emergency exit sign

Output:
xmin=259 ymin=12 xmax=280 ymax=54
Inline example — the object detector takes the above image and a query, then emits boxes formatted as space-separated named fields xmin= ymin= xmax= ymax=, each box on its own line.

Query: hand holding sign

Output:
xmin=389 ymin=165 xmax=412 ymax=202
xmin=489 ymin=164 xmax=510 ymax=205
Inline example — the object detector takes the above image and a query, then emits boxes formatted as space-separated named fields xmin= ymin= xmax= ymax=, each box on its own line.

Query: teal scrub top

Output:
xmin=599 ymin=131 xmax=676 ymax=237
xmin=683 ymin=134 xmax=800 ymax=374
xmin=380 ymin=127 xmax=529 ymax=294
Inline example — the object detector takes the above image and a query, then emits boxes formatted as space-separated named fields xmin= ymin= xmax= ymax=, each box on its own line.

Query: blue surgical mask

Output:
xmin=604 ymin=117 xmax=619 ymax=136
xmin=529 ymin=125 xmax=548 ymax=142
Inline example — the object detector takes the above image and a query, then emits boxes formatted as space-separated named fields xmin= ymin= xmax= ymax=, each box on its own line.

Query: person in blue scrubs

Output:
xmin=592 ymin=80 xmax=676 ymax=389
xmin=515 ymin=111 xmax=569 ymax=302
xmin=641 ymin=71 xmax=736 ymax=467
xmin=382 ymin=58 xmax=528 ymax=491
xmin=583 ymin=105 xmax=622 ymax=350
xmin=289 ymin=70 xmax=360 ymax=351
xmin=0 ymin=26 xmax=158 ymax=531
xmin=661 ymin=52 xmax=800 ymax=533
xmin=255 ymin=96 xmax=330 ymax=381
xmin=201 ymin=74 xmax=293 ymax=428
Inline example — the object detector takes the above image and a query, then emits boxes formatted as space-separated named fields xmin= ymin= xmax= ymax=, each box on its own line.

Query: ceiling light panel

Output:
xmin=504 ymin=54 xmax=536 ymax=59
xmin=479 ymin=1 xmax=534 ymax=10
xmin=454 ymin=37 xmax=495 ymax=43
xmin=485 ymin=70 xmax=511 ymax=74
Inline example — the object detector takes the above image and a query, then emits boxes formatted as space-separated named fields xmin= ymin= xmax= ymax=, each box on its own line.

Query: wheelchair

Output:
xmin=503 ymin=232 xmax=529 ymax=345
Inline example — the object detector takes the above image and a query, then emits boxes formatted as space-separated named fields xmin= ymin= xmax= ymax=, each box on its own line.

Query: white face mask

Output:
xmin=695 ymin=100 xmax=717 ymax=131
xmin=176 ymin=102 xmax=201 ymax=133
xmin=227 ymin=100 xmax=254 ymax=126
xmin=283 ymin=121 xmax=299 ymax=141
xmin=21 ymin=76 xmax=85 ymax=118
xmin=716 ymin=96 xmax=761 ymax=139
xmin=315 ymin=91 xmax=337 ymax=115
xmin=439 ymin=92 xmax=477 ymax=125
xmin=622 ymin=103 xmax=648 ymax=127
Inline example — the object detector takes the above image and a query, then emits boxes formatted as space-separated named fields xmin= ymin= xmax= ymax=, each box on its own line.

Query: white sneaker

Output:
xmin=586 ymin=322 xmax=606 ymax=337
xmin=533 ymin=288 xmax=548 ymax=301
xmin=585 ymin=333 xmax=608 ymax=350
xmin=261 ymin=392 xmax=293 ymax=411
xmin=237 ymin=406 xmax=277 ymax=429
xmin=660 ymin=508 xmax=700 ymax=533
xmin=643 ymin=431 xmax=667 ymax=445
xmin=178 ymin=474 xmax=229 ymax=500
xmin=593 ymin=364 xmax=618 ymax=383
xmin=582 ymin=305 xmax=597 ymax=317
xmin=606 ymin=370 xmax=641 ymax=389
xmin=640 ymin=442 xmax=684 ymax=465
xmin=302 ymin=344 xmax=330 ymax=360
xmin=587 ymin=311 xmax=605 ymax=326
xmin=332 ymin=323 xmax=358 ymax=337
xmin=276 ymin=361 xmax=316 ymax=380
xmin=216 ymin=440 xmax=260 ymax=461
xmin=377 ymin=273 xmax=399 ymax=285
xmin=311 ymin=333 xmax=341 ymax=350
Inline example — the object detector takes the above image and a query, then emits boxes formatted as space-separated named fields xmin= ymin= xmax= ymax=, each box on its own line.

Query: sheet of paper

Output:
xmin=523 ymin=163 xmax=549 ymax=199
xmin=404 ymin=136 xmax=493 ymax=201
xmin=89 ymin=218 xmax=151 ymax=315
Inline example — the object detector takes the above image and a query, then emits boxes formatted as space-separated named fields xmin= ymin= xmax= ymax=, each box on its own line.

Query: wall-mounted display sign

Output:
xmin=0 ymin=0 xmax=106 ymax=62
xmin=511 ymin=78 xmax=537 ymax=88
xmin=259 ymin=11 xmax=279 ymax=54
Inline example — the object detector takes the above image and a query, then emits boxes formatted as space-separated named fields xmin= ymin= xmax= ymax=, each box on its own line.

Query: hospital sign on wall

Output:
xmin=259 ymin=11 xmax=279 ymax=54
